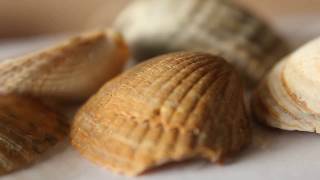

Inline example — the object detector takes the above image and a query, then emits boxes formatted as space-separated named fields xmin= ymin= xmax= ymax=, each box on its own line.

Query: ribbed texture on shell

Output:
xmin=71 ymin=52 xmax=251 ymax=176
xmin=0 ymin=30 xmax=129 ymax=103
xmin=252 ymin=37 xmax=320 ymax=133
xmin=0 ymin=95 xmax=68 ymax=174
xmin=115 ymin=0 xmax=290 ymax=88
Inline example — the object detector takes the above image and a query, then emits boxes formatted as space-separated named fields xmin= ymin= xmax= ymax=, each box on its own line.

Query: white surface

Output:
xmin=2 ymin=129 xmax=320 ymax=180
xmin=1 ymin=15 xmax=320 ymax=180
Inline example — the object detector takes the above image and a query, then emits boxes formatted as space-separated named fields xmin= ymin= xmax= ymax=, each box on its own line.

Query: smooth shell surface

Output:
xmin=114 ymin=0 xmax=290 ymax=88
xmin=252 ymin=37 xmax=320 ymax=133
xmin=0 ymin=95 xmax=68 ymax=174
xmin=71 ymin=52 xmax=251 ymax=176
xmin=0 ymin=30 xmax=129 ymax=103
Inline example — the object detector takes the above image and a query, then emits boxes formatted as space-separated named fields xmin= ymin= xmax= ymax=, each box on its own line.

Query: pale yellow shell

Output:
xmin=252 ymin=37 xmax=320 ymax=133
xmin=114 ymin=0 xmax=290 ymax=88
xmin=71 ymin=52 xmax=251 ymax=176
xmin=0 ymin=30 xmax=129 ymax=103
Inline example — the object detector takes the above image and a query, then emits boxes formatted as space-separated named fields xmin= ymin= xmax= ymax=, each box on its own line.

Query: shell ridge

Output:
xmin=134 ymin=54 xmax=198 ymax=95
xmin=166 ymin=62 xmax=225 ymax=127
xmin=117 ymin=54 xmax=194 ymax=97
xmin=182 ymin=67 xmax=232 ymax=129
xmin=223 ymin=72 xmax=246 ymax=155
xmin=147 ymin=54 xmax=206 ymax=92
xmin=122 ymin=55 xmax=214 ymax=117
xmin=148 ymin=55 xmax=215 ymax=99
xmin=281 ymin=63 xmax=317 ymax=115
xmin=192 ymin=72 xmax=233 ymax=152
xmin=156 ymin=59 xmax=218 ymax=123
xmin=198 ymin=69 xmax=234 ymax=150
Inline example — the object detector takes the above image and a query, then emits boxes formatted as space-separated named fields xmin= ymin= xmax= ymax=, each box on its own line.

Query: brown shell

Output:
xmin=71 ymin=52 xmax=251 ymax=176
xmin=0 ymin=30 xmax=129 ymax=103
xmin=114 ymin=0 xmax=290 ymax=88
xmin=0 ymin=95 xmax=68 ymax=174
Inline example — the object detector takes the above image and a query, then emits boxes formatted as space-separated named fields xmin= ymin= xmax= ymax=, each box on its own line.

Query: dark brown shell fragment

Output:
xmin=0 ymin=95 xmax=68 ymax=174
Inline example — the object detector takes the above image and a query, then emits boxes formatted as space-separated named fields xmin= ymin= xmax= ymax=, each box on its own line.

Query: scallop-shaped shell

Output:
xmin=0 ymin=30 xmax=129 ymax=103
xmin=71 ymin=52 xmax=251 ymax=176
xmin=0 ymin=95 xmax=68 ymax=174
xmin=251 ymin=37 xmax=320 ymax=133
xmin=114 ymin=0 xmax=290 ymax=88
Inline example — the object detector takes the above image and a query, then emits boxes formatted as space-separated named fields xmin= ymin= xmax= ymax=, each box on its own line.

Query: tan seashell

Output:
xmin=251 ymin=37 xmax=320 ymax=133
xmin=114 ymin=0 xmax=290 ymax=88
xmin=0 ymin=30 xmax=129 ymax=175
xmin=71 ymin=52 xmax=251 ymax=176
xmin=0 ymin=95 xmax=68 ymax=174
xmin=0 ymin=30 xmax=129 ymax=103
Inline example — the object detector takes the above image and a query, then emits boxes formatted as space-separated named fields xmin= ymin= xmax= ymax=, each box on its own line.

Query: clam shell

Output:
xmin=0 ymin=30 xmax=129 ymax=103
xmin=251 ymin=37 xmax=320 ymax=133
xmin=0 ymin=95 xmax=68 ymax=174
xmin=0 ymin=30 xmax=128 ymax=175
xmin=114 ymin=0 xmax=290 ymax=88
xmin=71 ymin=52 xmax=251 ymax=176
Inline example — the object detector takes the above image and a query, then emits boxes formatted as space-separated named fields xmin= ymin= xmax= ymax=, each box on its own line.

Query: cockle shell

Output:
xmin=0 ymin=30 xmax=129 ymax=103
xmin=0 ymin=95 xmax=68 ymax=174
xmin=71 ymin=52 xmax=251 ymax=176
xmin=114 ymin=0 xmax=290 ymax=88
xmin=251 ymin=37 xmax=320 ymax=133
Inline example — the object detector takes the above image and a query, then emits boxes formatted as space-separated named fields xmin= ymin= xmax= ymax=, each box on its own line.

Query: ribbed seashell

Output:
xmin=251 ymin=37 xmax=320 ymax=133
xmin=0 ymin=29 xmax=129 ymax=103
xmin=0 ymin=30 xmax=128 ymax=175
xmin=0 ymin=95 xmax=68 ymax=174
xmin=114 ymin=0 xmax=290 ymax=88
xmin=71 ymin=52 xmax=251 ymax=176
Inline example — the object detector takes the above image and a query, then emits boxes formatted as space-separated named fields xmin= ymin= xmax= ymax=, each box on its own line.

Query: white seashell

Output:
xmin=0 ymin=30 xmax=129 ymax=103
xmin=114 ymin=0 xmax=290 ymax=88
xmin=251 ymin=36 xmax=320 ymax=133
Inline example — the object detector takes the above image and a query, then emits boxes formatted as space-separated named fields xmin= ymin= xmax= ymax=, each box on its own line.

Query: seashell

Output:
xmin=251 ymin=37 xmax=320 ymax=133
xmin=114 ymin=0 xmax=290 ymax=88
xmin=71 ymin=52 xmax=251 ymax=176
xmin=0 ymin=30 xmax=129 ymax=103
xmin=0 ymin=95 xmax=68 ymax=174
xmin=0 ymin=29 xmax=128 ymax=175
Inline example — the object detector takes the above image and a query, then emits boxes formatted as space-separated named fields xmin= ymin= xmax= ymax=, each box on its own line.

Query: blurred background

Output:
xmin=0 ymin=0 xmax=320 ymax=45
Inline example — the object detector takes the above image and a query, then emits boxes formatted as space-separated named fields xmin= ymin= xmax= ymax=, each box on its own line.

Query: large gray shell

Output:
xmin=115 ymin=0 xmax=290 ymax=88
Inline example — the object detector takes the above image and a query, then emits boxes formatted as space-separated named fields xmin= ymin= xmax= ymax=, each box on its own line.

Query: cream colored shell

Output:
xmin=71 ymin=52 xmax=251 ymax=176
xmin=252 ymin=37 xmax=320 ymax=133
xmin=114 ymin=0 xmax=290 ymax=88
